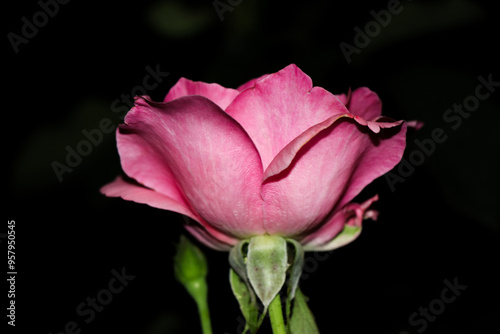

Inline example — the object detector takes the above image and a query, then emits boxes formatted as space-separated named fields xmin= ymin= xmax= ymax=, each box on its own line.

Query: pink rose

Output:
xmin=101 ymin=64 xmax=406 ymax=251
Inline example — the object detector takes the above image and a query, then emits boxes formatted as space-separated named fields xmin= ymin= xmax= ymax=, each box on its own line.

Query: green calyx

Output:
xmin=229 ymin=235 xmax=312 ymax=333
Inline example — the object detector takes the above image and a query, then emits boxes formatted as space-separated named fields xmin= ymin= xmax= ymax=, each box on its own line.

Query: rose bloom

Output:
xmin=101 ymin=64 xmax=406 ymax=251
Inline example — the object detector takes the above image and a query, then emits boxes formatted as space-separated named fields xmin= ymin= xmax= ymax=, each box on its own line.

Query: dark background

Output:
xmin=5 ymin=0 xmax=500 ymax=333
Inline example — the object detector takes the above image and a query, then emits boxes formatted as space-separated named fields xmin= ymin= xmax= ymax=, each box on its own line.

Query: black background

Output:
xmin=5 ymin=0 xmax=500 ymax=333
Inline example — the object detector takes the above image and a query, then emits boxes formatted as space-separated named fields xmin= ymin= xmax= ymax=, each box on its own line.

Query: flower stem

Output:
xmin=269 ymin=294 xmax=286 ymax=334
xmin=190 ymin=280 xmax=213 ymax=334
xmin=196 ymin=297 xmax=212 ymax=334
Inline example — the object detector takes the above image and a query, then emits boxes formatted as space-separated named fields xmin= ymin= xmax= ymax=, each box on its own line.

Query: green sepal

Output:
xmin=284 ymin=238 xmax=304 ymax=325
xmin=229 ymin=239 xmax=251 ymax=288
xmin=289 ymin=288 xmax=320 ymax=334
xmin=228 ymin=239 xmax=259 ymax=311
xmin=229 ymin=269 xmax=264 ymax=334
xmin=246 ymin=235 xmax=288 ymax=311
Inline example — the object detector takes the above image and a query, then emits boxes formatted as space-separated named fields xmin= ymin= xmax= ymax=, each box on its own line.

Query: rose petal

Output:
xmin=236 ymin=73 xmax=270 ymax=92
xmin=226 ymin=64 xmax=349 ymax=171
xmin=347 ymin=87 xmax=383 ymax=121
xmin=261 ymin=118 xmax=406 ymax=236
xmin=373 ymin=116 xmax=405 ymax=129
xmin=118 ymin=95 xmax=265 ymax=238
xmin=301 ymin=195 xmax=379 ymax=251
xmin=335 ymin=87 xmax=352 ymax=105
xmin=184 ymin=219 xmax=237 ymax=251
xmin=100 ymin=176 xmax=237 ymax=246
xmin=336 ymin=94 xmax=348 ymax=105
xmin=262 ymin=113 xmax=353 ymax=181
xmin=356 ymin=117 xmax=404 ymax=134
xmin=101 ymin=175 xmax=195 ymax=219
xmin=406 ymin=119 xmax=425 ymax=130
xmin=116 ymin=124 xmax=188 ymax=208
xmin=164 ymin=77 xmax=240 ymax=110
xmin=338 ymin=121 xmax=407 ymax=209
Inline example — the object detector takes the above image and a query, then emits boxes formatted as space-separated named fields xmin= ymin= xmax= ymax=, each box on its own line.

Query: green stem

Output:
xmin=188 ymin=280 xmax=213 ymax=334
xmin=269 ymin=294 xmax=286 ymax=334
xmin=196 ymin=296 xmax=212 ymax=334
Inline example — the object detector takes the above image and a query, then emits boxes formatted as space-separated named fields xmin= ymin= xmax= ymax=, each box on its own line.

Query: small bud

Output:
xmin=174 ymin=235 xmax=208 ymax=296
xmin=174 ymin=235 xmax=213 ymax=334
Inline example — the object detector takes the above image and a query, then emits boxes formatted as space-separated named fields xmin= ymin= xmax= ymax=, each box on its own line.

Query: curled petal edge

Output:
xmin=183 ymin=217 xmax=237 ymax=251
xmin=302 ymin=195 xmax=379 ymax=252
xmin=263 ymin=112 xmax=404 ymax=182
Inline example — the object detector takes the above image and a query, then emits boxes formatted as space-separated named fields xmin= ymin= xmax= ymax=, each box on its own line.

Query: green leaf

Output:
xmin=290 ymin=289 xmax=320 ymax=334
xmin=229 ymin=269 xmax=260 ymax=334
xmin=286 ymin=239 xmax=304 ymax=301
xmin=246 ymin=235 xmax=288 ymax=310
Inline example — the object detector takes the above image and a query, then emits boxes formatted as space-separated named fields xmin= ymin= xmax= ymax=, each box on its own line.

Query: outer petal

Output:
xmin=407 ymin=119 xmax=425 ymax=130
xmin=164 ymin=77 xmax=240 ymax=110
xmin=236 ymin=74 xmax=270 ymax=92
xmin=354 ymin=116 xmax=404 ymax=134
xmin=338 ymin=88 xmax=402 ymax=134
xmin=263 ymin=113 xmax=352 ymax=181
xmin=338 ymin=121 xmax=407 ymax=210
xmin=100 ymin=176 xmax=238 ymax=247
xmin=225 ymin=64 xmax=349 ymax=171
xmin=118 ymin=95 xmax=265 ymax=238
xmin=262 ymin=118 xmax=406 ymax=236
xmin=116 ymin=122 xmax=189 ymax=209
xmin=101 ymin=176 xmax=196 ymax=220
xmin=183 ymin=219 xmax=236 ymax=251
xmin=301 ymin=195 xmax=379 ymax=251
xmin=336 ymin=94 xmax=348 ymax=105
xmin=346 ymin=87 xmax=382 ymax=121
